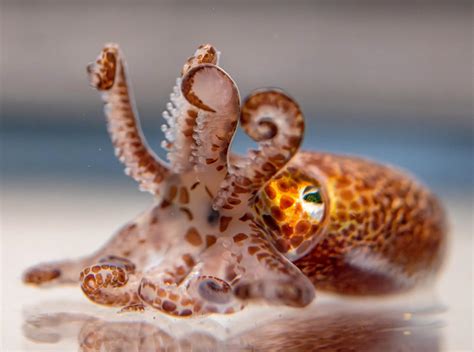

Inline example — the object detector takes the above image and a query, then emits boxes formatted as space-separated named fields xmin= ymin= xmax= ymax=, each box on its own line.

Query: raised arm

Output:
xmin=87 ymin=43 xmax=170 ymax=195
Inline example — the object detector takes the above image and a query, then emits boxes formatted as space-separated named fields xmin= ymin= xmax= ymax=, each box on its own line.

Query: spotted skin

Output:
xmin=255 ymin=169 xmax=328 ymax=261
xmin=292 ymin=152 xmax=447 ymax=294
xmin=23 ymin=43 xmax=447 ymax=316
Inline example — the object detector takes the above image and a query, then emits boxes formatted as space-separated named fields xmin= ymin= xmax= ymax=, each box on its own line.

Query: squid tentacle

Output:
xmin=234 ymin=230 xmax=314 ymax=306
xmin=79 ymin=260 xmax=141 ymax=308
xmin=138 ymin=253 xmax=243 ymax=316
xmin=87 ymin=43 xmax=170 ymax=195
xmin=213 ymin=89 xmax=305 ymax=210
xmin=193 ymin=229 xmax=313 ymax=308
xmin=161 ymin=45 xmax=240 ymax=175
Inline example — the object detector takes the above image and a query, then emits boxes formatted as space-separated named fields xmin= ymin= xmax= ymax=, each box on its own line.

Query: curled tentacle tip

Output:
xmin=212 ymin=89 xmax=304 ymax=210
xmin=181 ymin=64 xmax=239 ymax=113
xmin=241 ymin=89 xmax=304 ymax=145
xmin=87 ymin=45 xmax=120 ymax=91
xmin=182 ymin=44 xmax=219 ymax=76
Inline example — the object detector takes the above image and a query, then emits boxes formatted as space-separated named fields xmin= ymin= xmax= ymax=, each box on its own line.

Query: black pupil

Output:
xmin=303 ymin=191 xmax=322 ymax=204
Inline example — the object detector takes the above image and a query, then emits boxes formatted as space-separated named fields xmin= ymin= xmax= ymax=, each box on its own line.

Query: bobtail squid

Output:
xmin=23 ymin=43 xmax=447 ymax=317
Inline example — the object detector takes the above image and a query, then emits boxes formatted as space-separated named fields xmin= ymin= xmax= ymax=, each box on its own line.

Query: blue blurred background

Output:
xmin=1 ymin=0 xmax=472 ymax=194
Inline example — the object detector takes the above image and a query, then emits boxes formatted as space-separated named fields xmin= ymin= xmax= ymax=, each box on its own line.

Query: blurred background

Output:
xmin=1 ymin=0 xmax=472 ymax=351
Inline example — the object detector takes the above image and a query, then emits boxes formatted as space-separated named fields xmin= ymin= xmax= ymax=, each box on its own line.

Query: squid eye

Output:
xmin=303 ymin=191 xmax=322 ymax=204
xmin=302 ymin=186 xmax=322 ymax=204
xmin=300 ymin=186 xmax=324 ymax=222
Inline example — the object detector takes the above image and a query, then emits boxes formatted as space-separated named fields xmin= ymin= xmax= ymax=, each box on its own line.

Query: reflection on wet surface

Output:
xmin=23 ymin=300 xmax=443 ymax=351
xmin=25 ymin=312 xmax=221 ymax=351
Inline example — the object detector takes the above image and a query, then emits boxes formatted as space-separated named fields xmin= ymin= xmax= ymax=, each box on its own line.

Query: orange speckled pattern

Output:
xmin=291 ymin=152 xmax=447 ymax=294
xmin=254 ymin=169 xmax=328 ymax=260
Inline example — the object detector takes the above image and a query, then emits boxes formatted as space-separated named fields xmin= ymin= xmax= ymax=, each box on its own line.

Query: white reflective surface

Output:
xmin=1 ymin=183 xmax=472 ymax=351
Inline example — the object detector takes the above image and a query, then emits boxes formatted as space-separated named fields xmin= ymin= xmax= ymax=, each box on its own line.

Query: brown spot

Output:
xmin=179 ymin=207 xmax=193 ymax=221
xmin=206 ymin=235 xmax=217 ymax=248
xmin=337 ymin=211 xmax=348 ymax=222
xmin=271 ymin=206 xmax=285 ymax=221
xmin=247 ymin=246 xmax=259 ymax=255
xmin=176 ymin=266 xmax=186 ymax=277
xmin=169 ymin=293 xmax=179 ymax=301
xmin=336 ymin=201 xmax=346 ymax=210
xmin=179 ymin=187 xmax=189 ymax=204
xmin=83 ymin=274 xmax=97 ymax=292
xmin=181 ymin=298 xmax=193 ymax=306
xmin=188 ymin=109 xmax=198 ymax=118
xmin=185 ymin=227 xmax=202 ymax=246
xmin=288 ymin=136 xmax=301 ymax=148
xmin=341 ymin=189 xmax=354 ymax=201
xmin=190 ymin=181 xmax=200 ymax=190
xmin=275 ymin=239 xmax=290 ymax=253
xmin=262 ymin=214 xmax=279 ymax=231
xmin=234 ymin=284 xmax=251 ymax=299
xmin=360 ymin=195 xmax=370 ymax=206
xmin=234 ymin=184 xmax=248 ymax=193
xmin=160 ymin=199 xmax=171 ymax=209
xmin=257 ymin=252 xmax=270 ymax=261
xmin=262 ymin=162 xmax=277 ymax=173
xmin=281 ymin=224 xmax=294 ymax=237
xmin=219 ymin=216 xmax=232 ymax=232
xmin=206 ymin=158 xmax=218 ymax=164
xmin=182 ymin=254 xmax=195 ymax=268
xmin=264 ymin=185 xmax=277 ymax=199
xmin=228 ymin=198 xmax=242 ymax=205
xmin=290 ymin=236 xmax=304 ymax=247
xmin=279 ymin=195 xmax=295 ymax=209
xmin=239 ymin=177 xmax=252 ymax=186
xmin=168 ymin=186 xmax=178 ymax=201
xmin=288 ymin=181 xmax=299 ymax=191
xmin=239 ymin=213 xmax=254 ymax=222
xmin=295 ymin=220 xmax=311 ymax=234
xmin=233 ymin=233 xmax=248 ymax=242
xmin=336 ymin=177 xmax=352 ymax=188
xmin=277 ymin=180 xmax=290 ymax=192
xmin=162 ymin=301 xmax=177 ymax=312
xmin=310 ymin=224 xmax=320 ymax=235
xmin=180 ymin=309 xmax=193 ymax=316
xmin=183 ymin=128 xmax=194 ymax=137
xmin=150 ymin=215 xmax=158 ymax=225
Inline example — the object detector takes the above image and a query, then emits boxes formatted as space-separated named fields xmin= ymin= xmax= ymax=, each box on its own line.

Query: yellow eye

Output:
xmin=254 ymin=170 xmax=328 ymax=261
xmin=301 ymin=186 xmax=324 ymax=222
